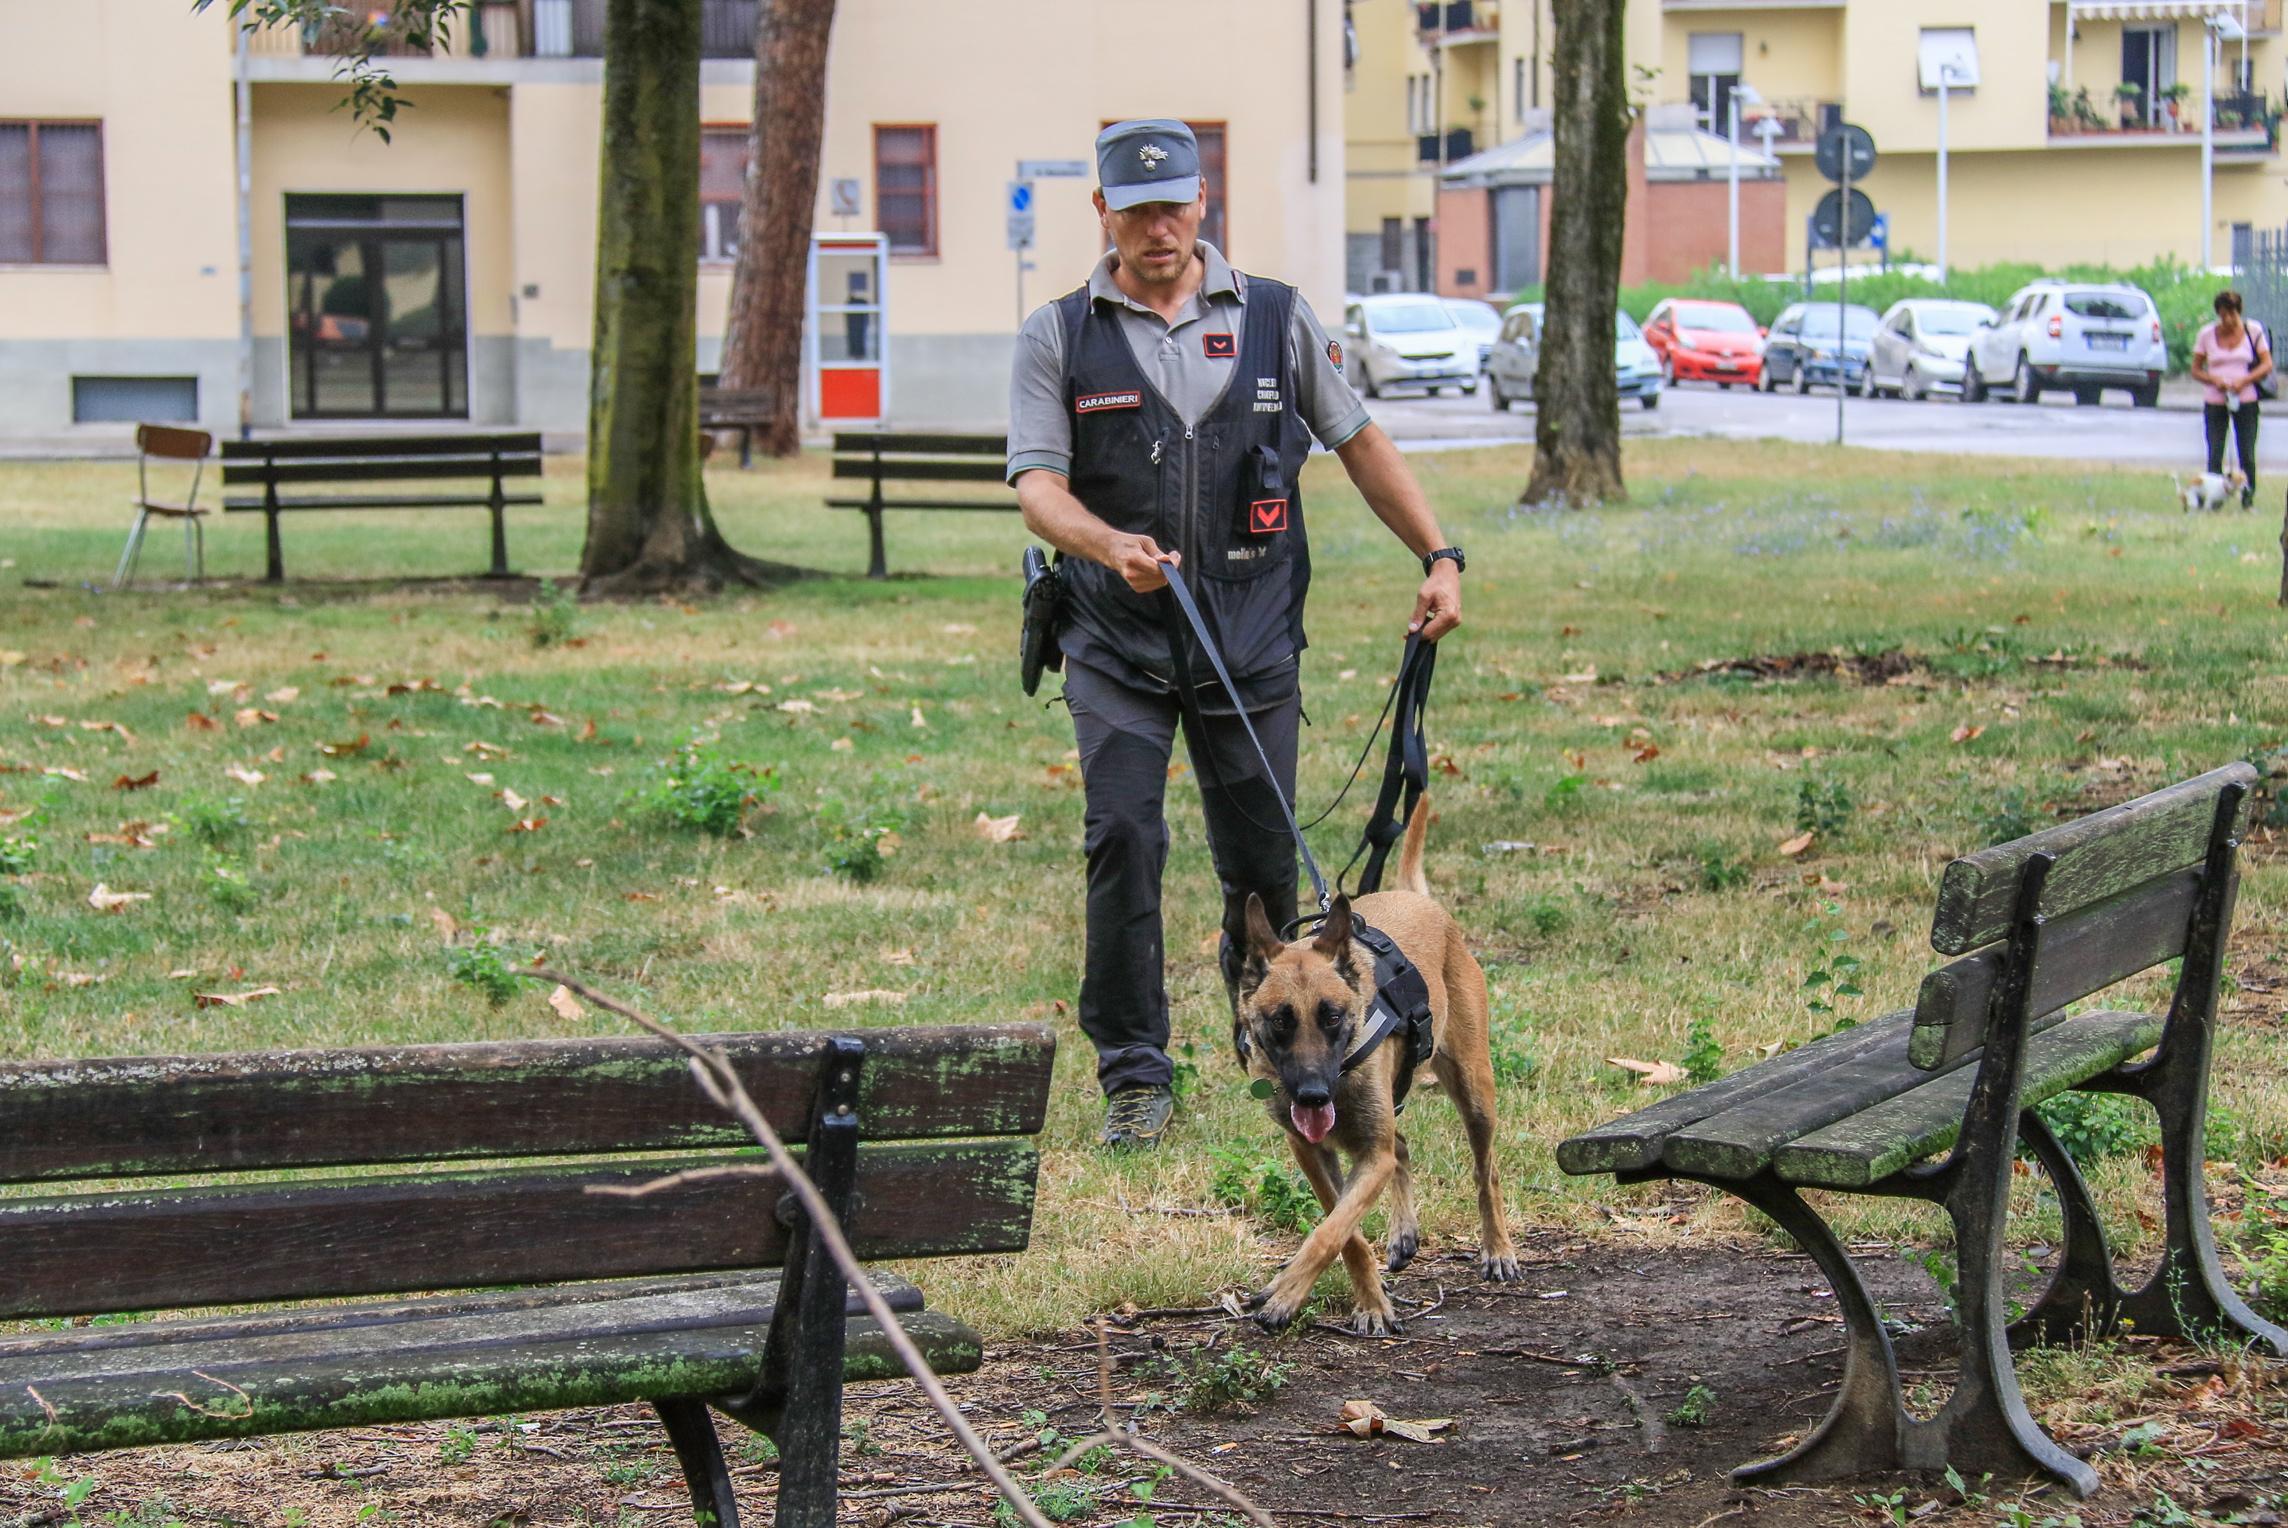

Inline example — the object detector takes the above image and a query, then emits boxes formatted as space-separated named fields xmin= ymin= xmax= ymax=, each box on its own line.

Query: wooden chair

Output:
xmin=113 ymin=424 xmax=214 ymax=590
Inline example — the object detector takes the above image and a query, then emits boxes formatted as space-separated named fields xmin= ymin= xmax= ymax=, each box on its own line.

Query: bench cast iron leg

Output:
xmin=487 ymin=504 xmax=511 ymax=579
xmin=2008 ymin=1108 xmax=2121 ymax=1346
xmin=264 ymin=507 xmax=284 ymax=584
xmin=865 ymin=506 xmax=887 ymax=581
xmin=654 ymin=1398 xmax=740 ymax=1528
xmin=1722 ymin=1175 xmax=1914 ymax=1487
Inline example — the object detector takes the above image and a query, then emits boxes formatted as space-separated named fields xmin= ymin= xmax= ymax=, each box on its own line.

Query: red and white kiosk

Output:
xmin=805 ymin=232 xmax=888 ymax=426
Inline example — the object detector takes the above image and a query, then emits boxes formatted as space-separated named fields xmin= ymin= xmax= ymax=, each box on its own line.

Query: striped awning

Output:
xmin=2065 ymin=1 xmax=2242 ymax=18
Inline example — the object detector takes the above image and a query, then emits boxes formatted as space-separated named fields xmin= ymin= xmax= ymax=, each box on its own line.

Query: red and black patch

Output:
xmin=1074 ymin=390 xmax=1143 ymax=413
xmin=1202 ymin=331 xmax=1238 ymax=359
xmin=1327 ymin=339 xmax=1343 ymax=369
xmin=1249 ymin=498 xmax=1289 ymax=535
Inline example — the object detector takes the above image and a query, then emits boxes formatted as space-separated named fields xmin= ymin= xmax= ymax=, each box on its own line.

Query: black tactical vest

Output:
xmin=1054 ymin=273 xmax=1315 ymax=697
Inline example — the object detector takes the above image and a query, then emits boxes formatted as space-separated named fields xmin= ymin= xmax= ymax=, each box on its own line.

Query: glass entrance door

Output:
xmin=286 ymin=195 xmax=468 ymax=419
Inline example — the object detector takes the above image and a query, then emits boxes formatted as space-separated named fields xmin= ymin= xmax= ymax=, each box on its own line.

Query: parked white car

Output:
xmin=1340 ymin=295 xmax=1479 ymax=398
xmin=1866 ymin=299 xmax=2000 ymax=400
xmin=1964 ymin=282 xmax=2166 ymax=407
xmin=1442 ymin=297 xmax=1504 ymax=372
xmin=1485 ymin=303 xmax=1663 ymax=411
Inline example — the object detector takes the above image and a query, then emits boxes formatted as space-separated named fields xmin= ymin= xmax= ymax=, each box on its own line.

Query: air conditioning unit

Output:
xmin=1370 ymin=270 xmax=1403 ymax=294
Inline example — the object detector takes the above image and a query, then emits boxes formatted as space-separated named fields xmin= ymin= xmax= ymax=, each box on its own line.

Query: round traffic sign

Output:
xmin=1812 ymin=187 xmax=1877 ymax=248
xmin=1815 ymin=122 xmax=1877 ymax=184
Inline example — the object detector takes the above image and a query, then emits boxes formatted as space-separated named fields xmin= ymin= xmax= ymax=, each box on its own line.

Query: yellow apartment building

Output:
xmin=1347 ymin=0 xmax=2287 ymax=291
xmin=0 ymin=0 xmax=1347 ymax=440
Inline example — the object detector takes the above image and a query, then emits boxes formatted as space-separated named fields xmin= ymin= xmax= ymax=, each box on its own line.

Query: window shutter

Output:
xmin=0 ymin=125 xmax=32 ymax=264
xmin=37 ymin=123 xmax=105 ymax=264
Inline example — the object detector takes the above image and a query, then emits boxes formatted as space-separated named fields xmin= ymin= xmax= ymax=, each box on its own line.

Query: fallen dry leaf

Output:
xmin=86 ymin=883 xmax=152 ymax=913
xmin=185 ymin=711 xmax=221 ymax=733
xmin=546 ymin=984 xmax=584 ymax=1022
xmin=1776 ymin=831 xmax=1815 ymax=858
xmin=528 ymin=709 xmax=566 ymax=728
xmin=233 ymin=708 xmax=279 ymax=728
xmin=193 ymin=986 xmax=282 ymax=1009
xmin=1608 ymin=1056 xmax=1689 ymax=1088
xmin=824 ymin=989 xmax=908 ymax=1009
xmin=112 ymin=771 xmax=159 ymax=792
xmin=1330 ymin=1400 xmax=1455 ymax=1444
xmin=882 ymin=947 xmax=917 ymax=966
xmin=973 ymin=811 xmax=1024 ymax=843
xmin=500 ymin=788 xmax=528 ymax=812
xmin=1631 ymin=743 xmax=1661 ymax=765
xmin=302 ymin=768 xmax=338 ymax=785
xmin=224 ymin=765 xmax=266 ymax=786
xmin=319 ymin=734 xmax=370 ymax=758
xmin=265 ymin=686 xmax=300 ymax=704
xmin=505 ymin=816 xmax=548 ymax=834
xmin=80 ymin=719 xmax=135 ymax=741
xmin=777 ymin=699 xmax=816 ymax=715
xmin=59 ymin=972 xmax=105 ymax=988
xmin=1950 ymin=724 xmax=1986 ymax=745
xmin=466 ymin=772 xmax=496 ymax=787
xmin=44 ymin=766 xmax=89 ymax=783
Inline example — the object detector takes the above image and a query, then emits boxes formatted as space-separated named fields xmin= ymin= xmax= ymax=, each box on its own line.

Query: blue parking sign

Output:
xmin=1870 ymin=212 xmax=1889 ymax=251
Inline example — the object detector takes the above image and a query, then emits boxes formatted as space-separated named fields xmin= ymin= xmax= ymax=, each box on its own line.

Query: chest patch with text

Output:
xmin=1074 ymin=390 xmax=1143 ymax=414
xmin=1249 ymin=498 xmax=1290 ymax=534
xmin=1202 ymin=331 xmax=1237 ymax=359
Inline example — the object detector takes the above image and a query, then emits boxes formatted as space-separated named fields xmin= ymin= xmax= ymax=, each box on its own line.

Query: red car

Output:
xmin=1643 ymin=298 xmax=1764 ymax=389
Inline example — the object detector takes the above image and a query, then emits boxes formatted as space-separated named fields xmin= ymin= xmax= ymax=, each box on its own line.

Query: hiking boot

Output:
xmin=1101 ymin=1084 xmax=1175 ymax=1151
xmin=2245 ymin=484 xmax=2258 ymax=510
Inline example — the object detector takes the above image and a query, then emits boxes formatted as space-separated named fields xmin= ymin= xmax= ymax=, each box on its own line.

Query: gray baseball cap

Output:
xmin=1096 ymin=119 xmax=1201 ymax=211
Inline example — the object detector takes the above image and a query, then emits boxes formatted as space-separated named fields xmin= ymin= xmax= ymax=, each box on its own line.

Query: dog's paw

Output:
xmin=1349 ymin=1307 xmax=1405 ymax=1338
xmin=1480 ymin=1250 xmax=1523 ymax=1283
xmin=1249 ymin=1289 xmax=1299 ymax=1334
xmin=1384 ymin=1229 xmax=1420 ymax=1275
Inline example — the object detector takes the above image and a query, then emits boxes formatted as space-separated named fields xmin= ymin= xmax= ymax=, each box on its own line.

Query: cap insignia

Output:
xmin=1139 ymin=143 xmax=1168 ymax=168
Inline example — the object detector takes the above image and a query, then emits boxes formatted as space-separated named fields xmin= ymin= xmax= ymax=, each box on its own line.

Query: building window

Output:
xmin=2121 ymin=25 xmax=2177 ymax=127
xmin=0 ymin=120 xmax=106 ymax=265
xmin=700 ymin=126 xmax=747 ymax=262
xmin=1686 ymin=32 xmax=1743 ymax=134
xmin=1406 ymin=76 xmax=1418 ymax=133
xmin=74 ymin=375 xmax=197 ymax=423
xmin=874 ymin=124 xmax=937 ymax=257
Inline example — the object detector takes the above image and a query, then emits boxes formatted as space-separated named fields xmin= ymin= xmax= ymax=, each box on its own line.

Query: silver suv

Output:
xmin=1964 ymin=282 xmax=2165 ymax=407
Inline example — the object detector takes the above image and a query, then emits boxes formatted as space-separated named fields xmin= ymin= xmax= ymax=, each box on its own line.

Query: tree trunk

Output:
xmin=1524 ymin=0 xmax=1631 ymax=508
xmin=718 ymin=0 xmax=837 ymax=460
xmin=581 ymin=0 xmax=802 ymax=593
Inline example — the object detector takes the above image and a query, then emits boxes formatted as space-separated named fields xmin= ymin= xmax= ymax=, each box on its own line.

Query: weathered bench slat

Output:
xmin=832 ymin=432 xmax=1008 ymax=455
xmin=824 ymin=497 xmax=1017 ymax=513
xmin=0 ymin=1306 xmax=980 ymax=1459
xmin=222 ymin=493 xmax=547 ymax=512
xmin=1552 ymin=1009 xmax=1914 ymax=1176
xmin=0 ymin=1139 xmax=1040 ymax=1318
xmin=1660 ymin=1012 xmax=2077 ymax=1181
xmin=1932 ymin=763 xmax=2252 ymax=954
xmin=0 ymin=1023 xmax=1054 ymax=1183
xmin=1911 ymin=866 xmax=2200 ymax=1069
xmin=219 ymin=456 xmax=544 ymax=487
xmin=0 ymin=1269 xmax=920 ymax=1365
xmin=219 ymin=433 xmax=541 ymax=461
xmin=829 ymin=458 xmax=1009 ymax=483
xmin=1776 ymin=1012 xmax=2164 ymax=1188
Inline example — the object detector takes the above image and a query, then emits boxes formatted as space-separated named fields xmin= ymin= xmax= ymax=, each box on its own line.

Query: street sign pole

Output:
xmin=1838 ymin=133 xmax=1848 ymax=446
xmin=1008 ymin=178 xmax=1036 ymax=329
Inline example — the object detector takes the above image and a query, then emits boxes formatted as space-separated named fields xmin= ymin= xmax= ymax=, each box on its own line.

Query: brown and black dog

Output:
xmin=1234 ymin=800 xmax=1519 ymax=1336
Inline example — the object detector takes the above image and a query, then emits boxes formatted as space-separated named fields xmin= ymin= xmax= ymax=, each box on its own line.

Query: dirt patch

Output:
xmin=9 ymin=1230 xmax=2283 ymax=1527
xmin=1655 ymin=650 xmax=1923 ymax=688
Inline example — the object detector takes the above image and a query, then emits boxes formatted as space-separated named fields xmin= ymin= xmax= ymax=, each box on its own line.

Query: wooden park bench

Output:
xmin=828 ymin=432 xmax=1013 ymax=579
xmin=220 ymin=433 xmax=545 ymax=583
xmin=0 ymin=1021 xmax=1053 ymax=1528
xmin=1558 ymin=763 xmax=2286 ymax=1498
xmin=698 ymin=382 xmax=776 ymax=469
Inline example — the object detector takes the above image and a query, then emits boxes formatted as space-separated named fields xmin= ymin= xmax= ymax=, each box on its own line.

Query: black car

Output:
xmin=1757 ymin=302 xmax=1881 ymax=396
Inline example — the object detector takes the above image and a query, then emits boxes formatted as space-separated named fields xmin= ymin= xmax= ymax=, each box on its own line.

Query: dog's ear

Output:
xmin=1313 ymin=894 xmax=1354 ymax=959
xmin=1241 ymin=893 xmax=1282 ymax=991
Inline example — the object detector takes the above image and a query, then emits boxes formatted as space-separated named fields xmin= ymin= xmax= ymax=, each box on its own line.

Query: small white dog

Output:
xmin=2175 ymin=467 xmax=2249 ymax=513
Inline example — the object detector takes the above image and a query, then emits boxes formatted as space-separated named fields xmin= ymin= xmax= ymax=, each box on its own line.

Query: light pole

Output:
xmin=1936 ymin=63 xmax=1959 ymax=284
xmin=2204 ymin=13 xmax=2246 ymax=271
xmin=1727 ymin=82 xmax=1763 ymax=278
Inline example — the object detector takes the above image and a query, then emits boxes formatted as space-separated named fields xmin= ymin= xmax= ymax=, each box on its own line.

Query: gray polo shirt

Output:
xmin=1005 ymin=242 xmax=1370 ymax=483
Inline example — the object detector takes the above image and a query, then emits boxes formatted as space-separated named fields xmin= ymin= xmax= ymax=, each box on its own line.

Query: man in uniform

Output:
xmin=1009 ymin=119 xmax=1467 ymax=1150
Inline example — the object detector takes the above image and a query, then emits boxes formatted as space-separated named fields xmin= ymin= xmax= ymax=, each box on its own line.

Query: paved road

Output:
xmin=1373 ymin=378 xmax=2288 ymax=472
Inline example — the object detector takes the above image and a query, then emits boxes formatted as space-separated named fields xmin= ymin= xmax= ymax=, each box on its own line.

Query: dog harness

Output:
xmin=1337 ymin=917 xmax=1437 ymax=1112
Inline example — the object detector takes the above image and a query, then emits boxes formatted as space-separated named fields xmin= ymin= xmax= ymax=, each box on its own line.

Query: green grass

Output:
xmin=6 ymin=439 xmax=2288 ymax=1341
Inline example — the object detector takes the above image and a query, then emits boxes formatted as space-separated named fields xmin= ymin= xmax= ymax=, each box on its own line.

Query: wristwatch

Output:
xmin=1421 ymin=546 xmax=1466 ymax=576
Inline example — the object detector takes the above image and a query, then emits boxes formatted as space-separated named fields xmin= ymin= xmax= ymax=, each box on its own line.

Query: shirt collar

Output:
xmin=1089 ymin=241 xmax=1240 ymax=311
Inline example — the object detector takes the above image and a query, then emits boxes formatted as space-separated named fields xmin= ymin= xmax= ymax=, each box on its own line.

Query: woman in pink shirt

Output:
xmin=2191 ymin=289 xmax=2273 ymax=508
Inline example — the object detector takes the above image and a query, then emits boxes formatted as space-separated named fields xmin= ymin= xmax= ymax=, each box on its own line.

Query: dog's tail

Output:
xmin=1396 ymin=795 xmax=1431 ymax=896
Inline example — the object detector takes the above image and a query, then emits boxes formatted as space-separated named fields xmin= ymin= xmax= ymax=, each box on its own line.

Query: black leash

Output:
xmin=1159 ymin=562 xmax=1331 ymax=911
xmin=1160 ymin=559 xmax=1442 ymax=1109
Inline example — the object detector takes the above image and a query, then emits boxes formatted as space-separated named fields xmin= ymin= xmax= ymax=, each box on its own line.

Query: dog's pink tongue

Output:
xmin=1291 ymin=1101 xmax=1337 ymax=1142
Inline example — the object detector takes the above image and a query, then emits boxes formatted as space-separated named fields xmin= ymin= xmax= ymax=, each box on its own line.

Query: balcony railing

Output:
xmin=1735 ymin=97 xmax=1840 ymax=149
xmin=2045 ymin=84 xmax=2279 ymax=148
xmin=254 ymin=0 xmax=758 ymax=59
xmin=1416 ymin=1 xmax=1496 ymax=36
